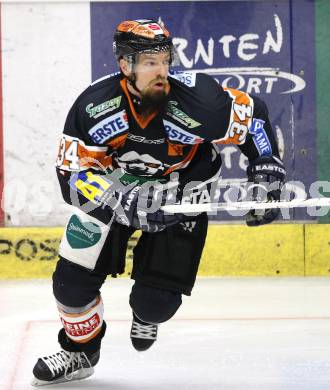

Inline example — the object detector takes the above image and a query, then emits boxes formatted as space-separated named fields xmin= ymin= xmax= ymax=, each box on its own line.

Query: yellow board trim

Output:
xmin=0 ymin=224 xmax=328 ymax=279
xmin=305 ymin=224 xmax=330 ymax=275
xmin=199 ymin=224 xmax=305 ymax=276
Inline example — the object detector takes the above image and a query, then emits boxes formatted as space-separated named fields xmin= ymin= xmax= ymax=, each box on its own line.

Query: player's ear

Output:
xmin=119 ymin=58 xmax=132 ymax=77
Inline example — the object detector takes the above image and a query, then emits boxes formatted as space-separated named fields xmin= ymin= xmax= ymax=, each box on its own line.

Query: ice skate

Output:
xmin=130 ymin=313 xmax=158 ymax=351
xmin=31 ymin=349 xmax=99 ymax=386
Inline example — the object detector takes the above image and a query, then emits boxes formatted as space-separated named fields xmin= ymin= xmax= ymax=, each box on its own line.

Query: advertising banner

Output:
xmin=91 ymin=1 xmax=316 ymax=221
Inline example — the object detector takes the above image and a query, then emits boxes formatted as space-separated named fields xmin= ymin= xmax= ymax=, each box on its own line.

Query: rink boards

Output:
xmin=0 ymin=224 xmax=329 ymax=278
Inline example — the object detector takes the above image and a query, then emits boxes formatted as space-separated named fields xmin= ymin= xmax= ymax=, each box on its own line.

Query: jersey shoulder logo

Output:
xmin=166 ymin=101 xmax=201 ymax=129
xmin=86 ymin=96 xmax=122 ymax=119
xmin=88 ymin=110 xmax=129 ymax=144
xmin=163 ymin=120 xmax=204 ymax=145
xmin=249 ymin=118 xmax=272 ymax=156
xmin=212 ymin=88 xmax=254 ymax=145
xmin=169 ymin=71 xmax=196 ymax=87
xmin=56 ymin=135 xmax=111 ymax=171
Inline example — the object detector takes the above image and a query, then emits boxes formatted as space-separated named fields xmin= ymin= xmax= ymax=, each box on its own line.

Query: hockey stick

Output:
xmin=161 ymin=197 xmax=330 ymax=214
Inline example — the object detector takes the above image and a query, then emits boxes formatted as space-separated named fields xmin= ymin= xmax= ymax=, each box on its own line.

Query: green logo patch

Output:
xmin=167 ymin=101 xmax=201 ymax=129
xmin=66 ymin=215 xmax=102 ymax=249
xmin=86 ymin=96 xmax=122 ymax=119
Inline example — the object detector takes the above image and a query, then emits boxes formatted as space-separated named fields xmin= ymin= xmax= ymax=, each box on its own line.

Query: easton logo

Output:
xmin=61 ymin=313 xmax=101 ymax=337
xmin=124 ymin=186 xmax=140 ymax=211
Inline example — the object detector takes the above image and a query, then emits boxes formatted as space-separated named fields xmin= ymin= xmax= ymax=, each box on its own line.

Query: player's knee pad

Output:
xmin=129 ymin=281 xmax=182 ymax=324
xmin=53 ymin=257 xmax=106 ymax=307
xmin=57 ymin=295 xmax=105 ymax=352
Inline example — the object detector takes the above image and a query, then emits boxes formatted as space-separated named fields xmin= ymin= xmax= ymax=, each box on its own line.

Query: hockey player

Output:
xmin=32 ymin=19 xmax=285 ymax=386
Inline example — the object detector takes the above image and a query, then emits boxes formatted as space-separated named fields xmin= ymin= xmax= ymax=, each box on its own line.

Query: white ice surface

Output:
xmin=2 ymin=277 xmax=330 ymax=390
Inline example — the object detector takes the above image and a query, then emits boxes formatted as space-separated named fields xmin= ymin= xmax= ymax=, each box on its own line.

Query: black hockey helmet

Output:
xmin=113 ymin=19 xmax=174 ymax=61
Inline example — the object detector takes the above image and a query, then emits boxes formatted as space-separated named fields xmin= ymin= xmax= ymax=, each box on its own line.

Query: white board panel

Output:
xmin=2 ymin=2 xmax=91 ymax=226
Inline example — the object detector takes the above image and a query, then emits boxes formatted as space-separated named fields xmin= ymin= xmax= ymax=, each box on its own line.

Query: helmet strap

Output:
xmin=124 ymin=54 xmax=142 ymax=94
xmin=127 ymin=77 xmax=141 ymax=94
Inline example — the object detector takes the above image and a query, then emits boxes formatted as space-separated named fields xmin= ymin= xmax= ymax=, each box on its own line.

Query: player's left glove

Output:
xmin=245 ymin=156 xmax=286 ymax=227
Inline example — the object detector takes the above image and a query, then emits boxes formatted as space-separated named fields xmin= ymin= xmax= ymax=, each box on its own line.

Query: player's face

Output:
xmin=134 ymin=51 xmax=171 ymax=97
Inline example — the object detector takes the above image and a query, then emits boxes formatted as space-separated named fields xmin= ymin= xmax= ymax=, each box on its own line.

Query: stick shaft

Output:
xmin=161 ymin=198 xmax=330 ymax=214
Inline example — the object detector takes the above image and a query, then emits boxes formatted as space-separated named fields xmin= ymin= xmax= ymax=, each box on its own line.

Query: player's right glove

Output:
xmin=245 ymin=156 xmax=286 ymax=227
xmin=68 ymin=169 xmax=185 ymax=232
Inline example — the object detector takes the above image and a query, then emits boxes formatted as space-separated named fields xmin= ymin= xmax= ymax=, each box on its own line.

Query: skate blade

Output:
xmin=31 ymin=367 xmax=94 ymax=387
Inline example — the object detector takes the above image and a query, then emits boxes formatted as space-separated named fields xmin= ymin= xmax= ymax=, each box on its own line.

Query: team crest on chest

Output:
xmin=114 ymin=151 xmax=170 ymax=177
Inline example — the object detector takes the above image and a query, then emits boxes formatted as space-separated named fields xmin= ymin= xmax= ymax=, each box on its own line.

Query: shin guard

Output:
xmin=57 ymin=296 xmax=104 ymax=344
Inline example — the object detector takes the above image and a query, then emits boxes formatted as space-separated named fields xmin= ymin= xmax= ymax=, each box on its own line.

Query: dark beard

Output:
xmin=140 ymin=89 xmax=169 ymax=116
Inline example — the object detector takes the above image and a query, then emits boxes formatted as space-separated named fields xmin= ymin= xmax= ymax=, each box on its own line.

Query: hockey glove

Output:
xmin=120 ymin=182 xmax=184 ymax=233
xmin=245 ymin=156 xmax=286 ymax=227
xmin=98 ymin=172 xmax=184 ymax=232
